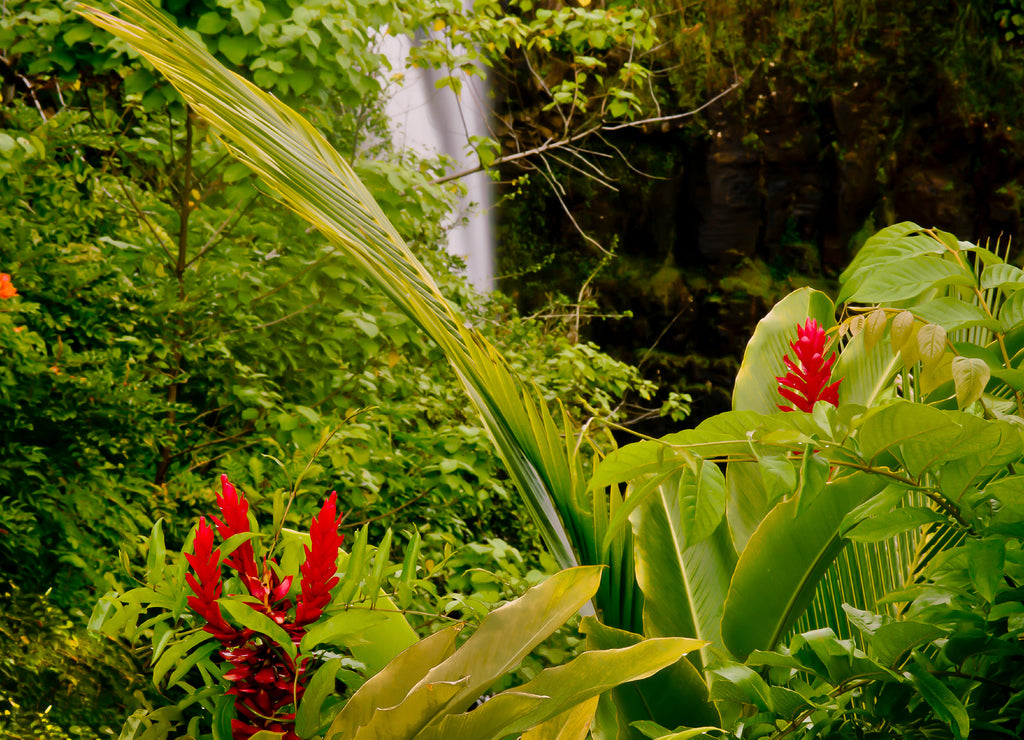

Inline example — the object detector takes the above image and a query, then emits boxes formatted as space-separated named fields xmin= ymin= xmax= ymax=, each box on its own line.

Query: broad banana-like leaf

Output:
xmin=79 ymin=1 xmax=647 ymax=607
xmin=420 ymin=636 xmax=702 ymax=740
xmin=631 ymin=493 xmax=734 ymax=654
xmin=327 ymin=567 xmax=602 ymax=739
xmin=582 ymin=618 xmax=721 ymax=737
xmin=520 ymin=697 xmax=600 ymax=740
xmin=729 ymin=287 xmax=836 ymax=550
xmin=326 ymin=625 xmax=462 ymax=739
xmin=327 ymin=567 xmax=676 ymax=740
xmin=720 ymin=472 xmax=886 ymax=660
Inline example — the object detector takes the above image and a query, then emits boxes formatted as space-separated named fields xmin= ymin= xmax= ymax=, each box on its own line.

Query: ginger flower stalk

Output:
xmin=295 ymin=492 xmax=344 ymax=626
xmin=776 ymin=318 xmax=842 ymax=413
xmin=184 ymin=476 xmax=345 ymax=740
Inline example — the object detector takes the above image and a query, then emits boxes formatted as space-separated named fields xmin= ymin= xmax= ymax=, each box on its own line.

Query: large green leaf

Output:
xmin=838 ymin=221 xmax=928 ymax=285
xmin=326 ymin=625 xmax=461 ymax=739
xmin=909 ymin=297 xmax=1000 ymax=333
xmin=841 ymin=254 xmax=975 ymax=304
xmin=720 ymin=472 xmax=886 ymax=659
xmin=519 ymin=697 xmax=600 ymax=740
xmin=631 ymin=497 xmax=735 ymax=650
xmin=414 ymin=567 xmax=603 ymax=718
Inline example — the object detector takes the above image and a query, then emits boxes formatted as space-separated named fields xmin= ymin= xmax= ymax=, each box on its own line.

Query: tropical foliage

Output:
xmin=5 ymin=0 xmax=1024 ymax=737
xmin=77 ymin=0 xmax=1024 ymax=736
xmin=1 ymin=1 xmax=668 ymax=738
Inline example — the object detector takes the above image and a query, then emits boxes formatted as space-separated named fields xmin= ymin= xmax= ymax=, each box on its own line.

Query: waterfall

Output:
xmin=380 ymin=32 xmax=495 ymax=292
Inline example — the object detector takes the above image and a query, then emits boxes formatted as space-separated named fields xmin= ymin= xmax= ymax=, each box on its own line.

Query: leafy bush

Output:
xmin=81 ymin=1 xmax=1024 ymax=736
xmin=0 ymin=583 xmax=142 ymax=740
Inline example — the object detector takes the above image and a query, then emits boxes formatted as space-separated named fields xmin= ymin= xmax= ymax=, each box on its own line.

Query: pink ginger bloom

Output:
xmin=776 ymin=318 xmax=842 ymax=413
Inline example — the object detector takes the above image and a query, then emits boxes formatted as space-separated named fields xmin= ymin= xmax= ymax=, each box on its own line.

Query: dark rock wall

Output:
xmin=496 ymin=3 xmax=1024 ymax=429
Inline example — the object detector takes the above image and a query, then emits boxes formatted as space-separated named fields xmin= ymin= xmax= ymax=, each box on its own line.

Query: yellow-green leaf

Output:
xmin=863 ymin=308 xmax=888 ymax=351
xmin=951 ymin=356 xmax=990 ymax=409
xmin=891 ymin=310 xmax=915 ymax=353
xmin=916 ymin=323 xmax=947 ymax=369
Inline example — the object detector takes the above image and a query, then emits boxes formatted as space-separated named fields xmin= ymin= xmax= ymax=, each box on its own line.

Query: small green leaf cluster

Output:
xmin=403 ymin=0 xmax=659 ymax=121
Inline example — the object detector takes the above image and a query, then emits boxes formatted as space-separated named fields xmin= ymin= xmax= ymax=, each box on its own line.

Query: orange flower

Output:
xmin=0 ymin=273 xmax=16 ymax=299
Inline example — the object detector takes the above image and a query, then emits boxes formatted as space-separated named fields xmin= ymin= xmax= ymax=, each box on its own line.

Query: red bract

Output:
xmin=776 ymin=318 xmax=842 ymax=413
xmin=295 ymin=492 xmax=344 ymax=626
xmin=212 ymin=475 xmax=262 ymax=596
xmin=184 ymin=477 xmax=344 ymax=740
xmin=184 ymin=517 xmax=239 ymax=642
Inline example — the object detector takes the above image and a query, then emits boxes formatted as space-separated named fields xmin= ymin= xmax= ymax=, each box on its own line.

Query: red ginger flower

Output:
xmin=777 ymin=318 xmax=842 ymax=413
xmin=212 ymin=475 xmax=262 ymax=596
xmin=0 ymin=273 xmax=17 ymax=299
xmin=184 ymin=476 xmax=344 ymax=740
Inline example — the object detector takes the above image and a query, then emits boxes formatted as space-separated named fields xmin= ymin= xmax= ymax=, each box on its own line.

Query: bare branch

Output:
xmin=429 ymin=79 xmax=742 ymax=186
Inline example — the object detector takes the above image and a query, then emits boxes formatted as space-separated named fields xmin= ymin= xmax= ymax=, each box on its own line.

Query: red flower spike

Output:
xmin=295 ymin=492 xmax=345 ymax=626
xmin=213 ymin=474 xmax=261 ymax=593
xmin=184 ymin=518 xmax=239 ymax=642
xmin=776 ymin=318 xmax=843 ymax=413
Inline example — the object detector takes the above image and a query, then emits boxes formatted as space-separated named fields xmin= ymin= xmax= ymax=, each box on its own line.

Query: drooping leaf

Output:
xmin=581 ymin=618 xmax=721 ymax=733
xmin=916 ymin=323 xmax=948 ymax=370
xmin=863 ymin=308 xmax=888 ymax=350
xmin=951 ymin=356 xmax=990 ymax=408
xmin=905 ymin=655 xmax=970 ymax=740
xmin=890 ymin=311 xmax=915 ymax=353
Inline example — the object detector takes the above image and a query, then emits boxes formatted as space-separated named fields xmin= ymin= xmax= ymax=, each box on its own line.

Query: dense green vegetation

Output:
xmin=5 ymin=1 xmax=1024 ymax=739
xmin=1 ymin=1 xmax=664 ymax=737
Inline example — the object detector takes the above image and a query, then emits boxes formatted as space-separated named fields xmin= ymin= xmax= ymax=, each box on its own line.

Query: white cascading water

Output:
xmin=380 ymin=29 xmax=495 ymax=292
